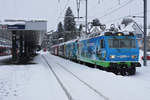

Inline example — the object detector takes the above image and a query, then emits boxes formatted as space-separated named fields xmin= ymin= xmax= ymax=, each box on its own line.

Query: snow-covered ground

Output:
xmin=0 ymin=54 xmax=68 ymax=100
xmin=0 ymin=51 xmax=150 ymax=100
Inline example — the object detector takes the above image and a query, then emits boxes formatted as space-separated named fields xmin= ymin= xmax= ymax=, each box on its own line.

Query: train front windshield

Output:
xmin=108 ymin=39 xmax=136 ymax=48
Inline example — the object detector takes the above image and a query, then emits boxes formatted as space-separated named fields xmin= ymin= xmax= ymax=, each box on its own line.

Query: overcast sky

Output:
xmin=0 ymin=0 xmax=149 ymax=31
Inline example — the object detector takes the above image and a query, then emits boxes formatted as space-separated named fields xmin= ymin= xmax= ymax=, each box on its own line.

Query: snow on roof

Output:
xmin=0 ymin=19 xmax=47 ymax=25
xmin=0 ymin=19 xmax=25 ymax=25
xmin=90 ymin=26 xmax=101 ymax=34
xmin=0 ymin=21 xmax=25 ymax=25
xmin=121 ymin=22 xmax=135 ymax=32
xmin=63 ymin=39 xmax=78 ymax=45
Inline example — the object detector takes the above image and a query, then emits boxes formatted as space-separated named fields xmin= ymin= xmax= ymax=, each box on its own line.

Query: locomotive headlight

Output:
xmin=118 ymin=33 xmax=122 ymax=36
xmin=110 ymin=55 xmax=115 ymax=59
xmin=131 ymin=55 xmax=137 ymax=59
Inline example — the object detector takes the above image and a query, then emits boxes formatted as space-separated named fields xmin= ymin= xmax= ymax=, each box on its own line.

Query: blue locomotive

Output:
xmin=51 ymin=32 xmax=141 ymax=75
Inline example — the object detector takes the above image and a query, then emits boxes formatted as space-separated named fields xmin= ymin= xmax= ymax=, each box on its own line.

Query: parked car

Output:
xmin=141 ymin=54 xmax=150 ymax=60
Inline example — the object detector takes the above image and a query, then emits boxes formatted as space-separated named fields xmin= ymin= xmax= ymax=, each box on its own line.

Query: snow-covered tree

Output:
xmin=79 ymin=24 xmax=83 ymax=32
xmin=64 ymin=6 xmax=76 ymax=31
xmin=91 ymin=18 xmax=101 ymax=26
xmin=57 ymin=22 xmax=64 ymax=39
xmin=57 ymin=22 xmax=64 ymax=33
xmin=121 ymin=18 xmax=133 ymax=27
xmin=63 ymin=6 xmax=76 ymax=41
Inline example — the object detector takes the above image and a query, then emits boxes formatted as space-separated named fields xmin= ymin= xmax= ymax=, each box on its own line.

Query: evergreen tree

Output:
xmin=57 ymin=22 xmax=64 ymax=39
xmin=92 ymin=18 xmax=101 ymax=26
xmin=79 ymin=24 xmax=83 ymax=32
xmin=57 ymin=22 xmax=64 ymax=33
xmin=64 ymin=7 xmax=76 ymax=31
xmin=63 ymin=6 xmax=76 ymax=41
xmin=121 ymin=18 xmax=133 ymax=27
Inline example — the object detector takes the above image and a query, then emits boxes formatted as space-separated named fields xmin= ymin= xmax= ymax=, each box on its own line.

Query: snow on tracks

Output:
xmin=48 ymin=53 xmax=150 ymax=100
xmin=42 ymin=55 xmax=109 ymax=100
xmin=42 ymin=55 xmax=74 ymax=100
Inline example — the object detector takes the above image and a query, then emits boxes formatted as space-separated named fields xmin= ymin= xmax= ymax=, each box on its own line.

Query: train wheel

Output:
xmin=121 ymin=68 xmax=126 ymax=76
xmin=129 ymin=67 xmax=136 ymax=75
xmin=113 ymin=68 xmax=119 ymax=75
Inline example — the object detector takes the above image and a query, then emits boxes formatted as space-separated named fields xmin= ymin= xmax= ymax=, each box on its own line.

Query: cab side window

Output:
xmin=100 ymin=39 xmax=105 ymax=48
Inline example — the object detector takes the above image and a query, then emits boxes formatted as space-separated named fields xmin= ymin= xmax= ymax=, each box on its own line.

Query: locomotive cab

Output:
xmin=94 ymin=32 xmax=141 ymax=75
xmin=101 ymin=32 xmax=141 ymax=75
xmin=105 ymin=36 xmax=139 ymax=62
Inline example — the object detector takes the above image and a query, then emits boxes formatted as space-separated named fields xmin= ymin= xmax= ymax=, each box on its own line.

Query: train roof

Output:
xmin=51 ymin=31 xmax=135 ymax=47
xmin=64 ymin=39 xmax=78 ymax=44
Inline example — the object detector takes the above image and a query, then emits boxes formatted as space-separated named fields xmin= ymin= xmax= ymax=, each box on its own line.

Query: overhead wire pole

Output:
xmin=143 ymin=0 xmax=147 ymax=66
xmin=76 ymin=0 xmax=81 ymax=18
xmin=118 ymin=0 xmax=120 ymax=5
xmin=85 ymin=0 xmax=88 ymax=35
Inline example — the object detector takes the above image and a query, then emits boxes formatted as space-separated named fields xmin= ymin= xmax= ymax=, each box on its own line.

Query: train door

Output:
xmin=96 ymin=39 xmax=106 ymax=60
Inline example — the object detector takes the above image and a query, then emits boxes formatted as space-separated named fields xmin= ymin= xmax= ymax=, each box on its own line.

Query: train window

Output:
xmin=73 ymin=43 xmax=75 ymax=49
xmin=108 ymin=39 xmax=136 ymax=48
xmin=131 ymin=39 xmax=136 ymax=48
xmin=113 ymin=39 xmax=119 ymax=48
xmin=100 ymin=39 xmax=105 ymax=48
xmin=120 ymin=39 xmax=130 ymax=48
xmin=108 ymin=39 xmax=119 ymax=48
xmin=108 ymin=40 xmax=113 ymax=48
xmin=120 ymin=39 xmax=136 ymax=48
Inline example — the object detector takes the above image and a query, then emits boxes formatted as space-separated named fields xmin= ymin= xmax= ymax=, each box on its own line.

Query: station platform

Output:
xmin=0 ymin=19 xmax=47 ymax=63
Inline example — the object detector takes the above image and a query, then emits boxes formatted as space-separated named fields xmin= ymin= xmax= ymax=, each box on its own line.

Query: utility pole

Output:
xmin=85 ymin=0 xmax=88 ymax=35
xmin=76 ymin=0 xmax=80 ymax=18
xmin=143 ymin=0 xmax=147 ymax=66
xmin=118 ymin=0 xmax=120 ymax=5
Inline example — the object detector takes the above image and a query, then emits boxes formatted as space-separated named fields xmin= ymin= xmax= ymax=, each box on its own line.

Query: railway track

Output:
xmin=42 ymin=55 xmax=109 ymax=100
xmin=42 ymin=55 xmax=74 ymax=100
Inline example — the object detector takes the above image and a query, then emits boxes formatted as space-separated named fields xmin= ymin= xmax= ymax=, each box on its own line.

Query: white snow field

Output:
xmin=0 ymin=51 xmax=150 ymax=100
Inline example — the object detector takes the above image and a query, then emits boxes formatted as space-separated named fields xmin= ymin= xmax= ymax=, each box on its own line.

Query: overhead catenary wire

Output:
xmin=105 ymin=9 xmax=150 ymax=24
xmin=56 ymin=0 xmax=149 ymax=30
xmin=57 ymin=0 xmax=133 ymax=21
xmin=98 ymin=0 xmax=134 ymax=19
xmin=57 ymin=0 xmax=71 ymax=21
xmin=88 ymin=0 xmax=134 ymax=20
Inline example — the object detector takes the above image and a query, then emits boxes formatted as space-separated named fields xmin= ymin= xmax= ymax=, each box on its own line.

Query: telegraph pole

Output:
xmin=85 ymin=0 xmax=88 ymax=34
xmin=76 ymin=0 xmax=80 ymax=18
xmin=143 ymin=0 xmax=147 ymax=66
